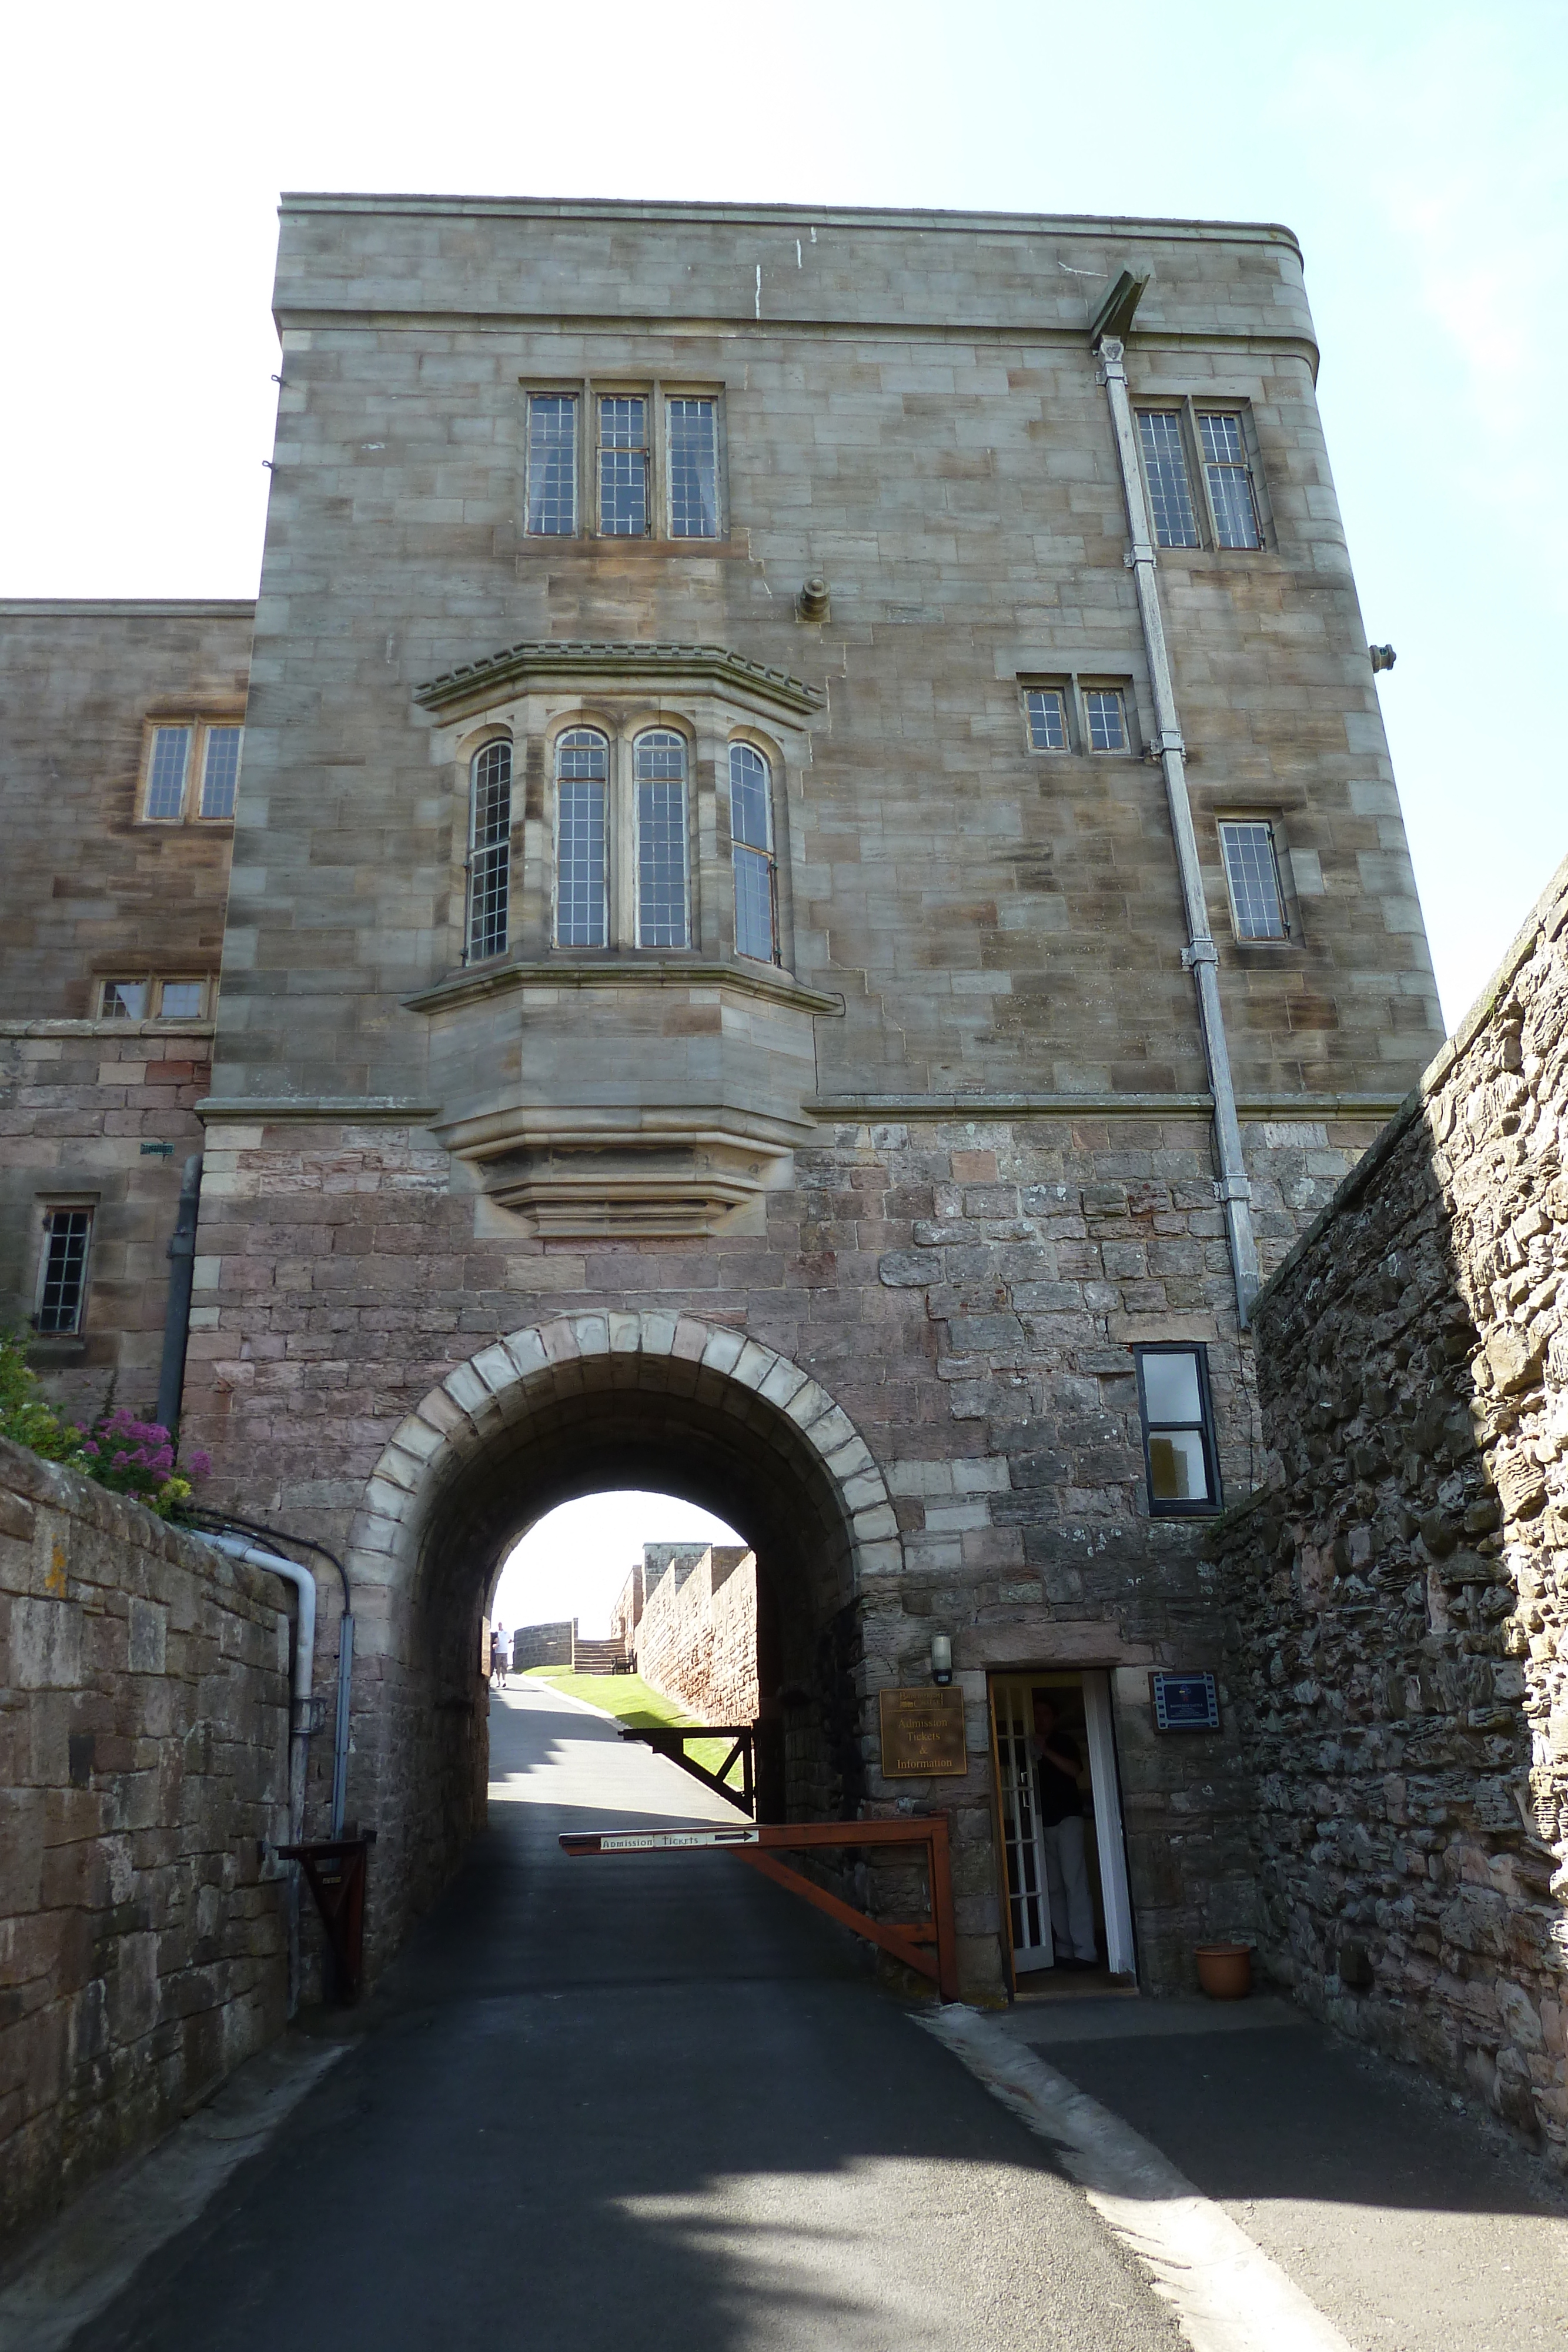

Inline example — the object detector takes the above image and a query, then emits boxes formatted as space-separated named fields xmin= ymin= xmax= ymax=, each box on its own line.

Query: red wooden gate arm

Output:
xmin=559 ymin=1815 xmax=958 ymax=2002
xmin=731 ymin=1846 xmax=944 ymax=1992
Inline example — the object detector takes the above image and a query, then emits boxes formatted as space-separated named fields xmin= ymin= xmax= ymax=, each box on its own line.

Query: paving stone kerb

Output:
xmin=1209 ymin=851 xmax=1568 ymax=2166
xmin=0 ymin=1437 xmax=290 ymax=2247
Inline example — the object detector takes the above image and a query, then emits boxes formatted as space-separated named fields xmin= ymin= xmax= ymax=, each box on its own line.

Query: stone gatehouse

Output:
xmin=2 ymin=195 xmax=1446 ymax=2000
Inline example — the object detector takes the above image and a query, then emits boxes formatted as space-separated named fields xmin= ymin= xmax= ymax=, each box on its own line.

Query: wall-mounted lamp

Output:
xmin=1368 ymin=643 xmax=1396 ymax=673
xmin=930 ymin=1634 xmax=953 ymax=1686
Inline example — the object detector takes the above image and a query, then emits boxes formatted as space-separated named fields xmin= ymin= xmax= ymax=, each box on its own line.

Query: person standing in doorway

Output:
xmin=1030 ymin=1691 xmax=1097 ymax=1969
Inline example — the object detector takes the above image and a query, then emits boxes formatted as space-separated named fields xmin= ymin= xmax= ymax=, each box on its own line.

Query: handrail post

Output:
xmin=927 ymin=1815 xmax=959 ymax=2002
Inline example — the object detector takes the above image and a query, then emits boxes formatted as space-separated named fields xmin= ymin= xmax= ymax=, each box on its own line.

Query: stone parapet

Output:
xmin=0 ymin=1437 xmax=289 ymax=2249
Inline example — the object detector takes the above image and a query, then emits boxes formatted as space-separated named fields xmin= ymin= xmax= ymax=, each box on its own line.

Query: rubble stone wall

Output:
xmin=637 ymin=1546 xmax=761 ymax=1726
xmin=1212 ymin=853 xmax=1568 ymax=2165
xmin=0 ymin=1438 xmax=289 ymax=2247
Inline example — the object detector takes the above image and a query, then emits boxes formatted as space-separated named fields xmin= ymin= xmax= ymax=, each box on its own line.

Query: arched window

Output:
xmin=466 ymin=740 xmax=511 ymax=961
xmin=728 ymin=743 xmax=777 ymax=964
xmin=555 ymin=728 xmax=609 ymax=948
xmin=634 ymin=730 xmax=689 ymax=949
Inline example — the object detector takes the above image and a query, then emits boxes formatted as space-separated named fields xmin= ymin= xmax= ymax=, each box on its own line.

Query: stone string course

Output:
xmin=1211 ymin=853 xmax=1568 ymax=2164
xmin=0 ymin=1438 xmax=289 ymax=2246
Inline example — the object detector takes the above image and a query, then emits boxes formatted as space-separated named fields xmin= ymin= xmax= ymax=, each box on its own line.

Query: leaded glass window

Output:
xmin=158 ymin=980 xmax=205 ymax=1019
xmin=668 ymin=397 xmax=720 ymax=538
xmin=1198 ymin=411 xmax=1261 ymax=550
xmin=527 ymin=394 xmax=577 ymax=536
xmin=1085 ymin=689 xmax=1128 ymax=753
xmin=200 ymin=726 xmax=242 ymax=818
xmin=467 ymin=741 xmax=512 ymax=961
xmin=634 ymin=731 xmax=689 ymax=949
xmin=145 ymin=726 xmax=191 ymax=819
xmin=1025 ymin=689 xmax=1068 ymax=751
xmin=36 ymin=1207 xmax=92 ymax=1335
xmin=556 ymin=729 xmax=609 ymax=947
xmin=1219 ymin=820 xmax=1288 ymax=940
xmin=1136 ymin=411 xmax=1200 ymax=549
xmin=599 ymin=397 xmax=649 ymax=536
xmin=729 ymin=742 xmax=777 ymax=963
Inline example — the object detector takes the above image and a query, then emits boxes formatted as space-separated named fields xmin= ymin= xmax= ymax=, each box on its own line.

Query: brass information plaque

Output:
xmin=878 ymin=1686 xmax=967 ymax=1778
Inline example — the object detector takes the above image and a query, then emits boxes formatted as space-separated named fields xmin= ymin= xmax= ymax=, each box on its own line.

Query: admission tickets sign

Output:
xmin=878 ymin=1686 xmax=968 ymax=1777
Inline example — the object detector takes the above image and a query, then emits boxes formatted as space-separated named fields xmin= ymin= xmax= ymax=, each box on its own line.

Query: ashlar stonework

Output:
xmin=0 ymin=1439 xmax=290 ymax=2244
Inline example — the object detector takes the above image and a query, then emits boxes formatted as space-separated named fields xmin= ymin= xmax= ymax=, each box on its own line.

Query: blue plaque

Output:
xmin=1151 ymin=1670 xmax=1219 ymax=1731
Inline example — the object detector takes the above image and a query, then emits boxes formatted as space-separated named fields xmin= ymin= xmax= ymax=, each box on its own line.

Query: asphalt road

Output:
xmin=68 ymin=1681 xmax=1182 ymax=2352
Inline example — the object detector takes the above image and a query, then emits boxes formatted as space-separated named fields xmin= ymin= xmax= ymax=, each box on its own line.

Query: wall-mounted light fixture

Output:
xmin=930 ymin=1634 xmax=953 ymax=1686
xmin=1368 ymin=643 xmax=1396 ymax=673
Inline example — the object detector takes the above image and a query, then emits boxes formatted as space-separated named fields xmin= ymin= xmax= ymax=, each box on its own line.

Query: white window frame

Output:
xmin=1082 ymin=684 xmax=1131 ymax=755
xmin=138 ymin=719 xmax=243 ymax=824
xmin=1022 ymin=685 xmax=1071 ymax=754
xmin=34 ymin=1203 xmax=95 ymax=1337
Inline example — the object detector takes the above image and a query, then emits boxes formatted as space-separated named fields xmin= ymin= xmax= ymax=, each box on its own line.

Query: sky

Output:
xmin=492 ymin=1494 xmax=740 ymax=1639
xmin=5 ymin=1 xmax=1562 ymax=1618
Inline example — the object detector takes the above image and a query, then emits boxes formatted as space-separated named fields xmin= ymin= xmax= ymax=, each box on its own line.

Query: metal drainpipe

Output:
xmin=1094 ymin=328 xmax=1261 ymax=1327
xmin=200 ymin=1532 xmax=317 ymax=2016
xmin=155 ymin=1154 xmax=202 ymax=1435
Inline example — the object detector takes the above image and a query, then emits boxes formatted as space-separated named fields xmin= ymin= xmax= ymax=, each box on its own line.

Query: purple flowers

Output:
xmin=75 ymin=1405 xmax=210 ymax=1514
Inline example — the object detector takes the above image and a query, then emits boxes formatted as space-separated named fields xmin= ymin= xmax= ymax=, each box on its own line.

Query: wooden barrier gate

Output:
xmin=559 ymin=1817 xmax=959 ymax=2002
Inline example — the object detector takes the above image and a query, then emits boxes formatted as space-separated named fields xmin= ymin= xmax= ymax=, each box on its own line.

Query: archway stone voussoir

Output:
xmin=671 ymin=1315 xmax=710 ymax=1364
xmin=469 ymin=1341 xmax=520 ymax=1398
xmin=394 ymin=1414 xmax=447 ymax=1465
xmin=730 ymin=1338 xmax=777 ymax=1392
xmin=783 ymin=1378 xmax=831 ymax=1432
xmin=414 ymin=1387 xmax=473 ymax=1439
xmin=502 ymin=1327 xmax=551 ymax=1383
xmin=441 ymin=1362 xmax=494 ymax=1419
xmin=543 ymin=1318 xmax=582 ymax=1368
xmin=808 ymin=1405 xmax=857 ymax=1458
xmin=607 ymin=1311 xmax=643 ymax=1355
xmin=638 ymin=1310 xmax=677 ymax=1357
xmin=700 ymin=1327 xmax=747 ymax=1377
xmin=572 ymin=1312 xmax=611 ymax=1357
xmin=758 ymin=1358 xmax=810 ymax=1412
xmin=824 ymin=1434 xmax=876 ymax=1485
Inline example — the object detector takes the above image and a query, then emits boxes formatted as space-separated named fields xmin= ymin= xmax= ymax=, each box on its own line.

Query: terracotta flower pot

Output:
xmin=1195 ymin=1942 xmax=1252 ymax=2000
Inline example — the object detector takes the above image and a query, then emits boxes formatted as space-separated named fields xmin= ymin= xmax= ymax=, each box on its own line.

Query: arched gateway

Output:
xmin=344 ymin=1311 xmax=898 ymax=1961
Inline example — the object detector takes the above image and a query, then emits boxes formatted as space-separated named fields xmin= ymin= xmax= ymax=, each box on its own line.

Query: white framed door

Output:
xmin=1081 ymin=1669 xmax=1136 ymax=1979
xmin=991 ymin=1678 xmax=1055 ymax=1972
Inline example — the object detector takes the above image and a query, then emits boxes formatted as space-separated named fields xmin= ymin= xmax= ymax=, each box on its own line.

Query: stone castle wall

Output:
xmin=0 ymin=1436 xmax=290 ymax=2246
xmin=1211 ymin=853 xmax=1568 ymax=2164
xmin=1 ymin=1021 xmax=213 ymax=1425
xmin=636 ymin=1546 xmax=761 ymax=1726
xmin=512 ymin=1620 xmax=574 ymax=1670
